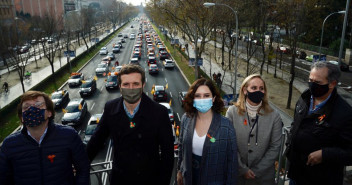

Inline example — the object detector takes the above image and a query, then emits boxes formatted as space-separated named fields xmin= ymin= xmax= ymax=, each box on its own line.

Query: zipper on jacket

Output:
xmin=39 ymin=144 xmax=44 ymax=185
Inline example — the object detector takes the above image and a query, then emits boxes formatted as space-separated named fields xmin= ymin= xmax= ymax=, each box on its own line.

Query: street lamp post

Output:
xmin=204 ymin=2 xmax=239 ymax=101
xmin=318 ymin=11 xmax=345 ymax=61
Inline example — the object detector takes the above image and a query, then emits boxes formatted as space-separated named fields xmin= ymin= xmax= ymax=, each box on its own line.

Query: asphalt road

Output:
xmin=52 ymin=20 xmax=188 ymax=185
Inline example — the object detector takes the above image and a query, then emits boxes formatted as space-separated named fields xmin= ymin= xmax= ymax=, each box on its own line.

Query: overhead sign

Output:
xmin=188 ymin=58 xmax=203 ymax=66
xmin=171 ymin=39 xmax=180 ymax=45
xmin=64 ymin=50 xmax=75 ymax=57
xmin=313 ymin=55 xmax=326 ymax=62
xmin=91 ymin=38 xmax=99 ymax=43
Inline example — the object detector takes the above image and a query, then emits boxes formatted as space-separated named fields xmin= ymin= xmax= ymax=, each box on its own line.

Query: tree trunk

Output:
xmin=286 ymin=43 xmax=296 ymax=109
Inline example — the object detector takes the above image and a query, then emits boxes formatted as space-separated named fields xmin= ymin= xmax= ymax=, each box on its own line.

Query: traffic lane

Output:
xmin=142 ymin=60 xmax=187 ymax=125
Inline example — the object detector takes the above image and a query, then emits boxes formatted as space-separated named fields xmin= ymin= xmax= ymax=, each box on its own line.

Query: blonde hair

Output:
xmin=235 ymin=74 xmax=272 ymax=115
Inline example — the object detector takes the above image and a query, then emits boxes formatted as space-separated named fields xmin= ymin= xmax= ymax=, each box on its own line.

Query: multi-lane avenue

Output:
xmin=52 ymin=19 xmax=188 ymax=185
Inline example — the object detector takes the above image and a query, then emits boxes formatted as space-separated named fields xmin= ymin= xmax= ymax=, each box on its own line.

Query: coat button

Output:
xmin=138 ymin=134 xmax=142 ymax=139
xmin=250 ymin=134 xmax=254 ymax=137
xmin=248 ymin=149 xmax=253 ymax=153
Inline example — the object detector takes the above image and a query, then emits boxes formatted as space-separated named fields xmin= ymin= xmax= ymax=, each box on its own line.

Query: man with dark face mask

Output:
xmin=286 ymin=62 xmax=352 ymax=185
xmin=87 ymin=64 xmax=174 ymax=185
xmin=0 ymin=91 xmax=90 ymax=185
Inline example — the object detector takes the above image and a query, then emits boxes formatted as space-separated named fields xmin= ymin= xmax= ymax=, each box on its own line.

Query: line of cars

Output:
xmin=53 ymin=35 xmax=128 ymax=129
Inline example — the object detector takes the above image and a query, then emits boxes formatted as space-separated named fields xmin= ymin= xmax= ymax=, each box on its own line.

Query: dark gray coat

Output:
xmin=177 ymin=113 xmax=238 ymax=185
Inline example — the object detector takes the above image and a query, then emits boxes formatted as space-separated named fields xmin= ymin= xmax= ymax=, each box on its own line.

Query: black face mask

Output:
xmin=308 ymin=82 xmax=329 ymax=98
xmin=247 ymin=91 xmax=264 ymax=104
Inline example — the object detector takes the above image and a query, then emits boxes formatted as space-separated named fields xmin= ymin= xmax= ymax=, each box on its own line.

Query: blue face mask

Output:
xmin=193 ymin=98 xmax=213 ymax=113
xmin=22 ymin=106 xmax=46 ymax=127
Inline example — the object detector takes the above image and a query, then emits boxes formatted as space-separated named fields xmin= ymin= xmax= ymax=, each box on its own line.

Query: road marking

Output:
xmin=165 ymin=78 xmax=167 ymax=83
xmin=146 ymin=92 xmax=148 ymax=96
xmin=146 ymin=78 xmax=148 ymax=83
xmin=91 ymin=102 xmax=95 ymax=110
xmin=162 ymin=68 xmax=164 ymax=72
xmin=177 ymin=113 xmax=180 ymax=122
xmin=170 ymin=92 xmax=173 ymax=98
xmin=100 ymin=85 xmax=104 ymax=91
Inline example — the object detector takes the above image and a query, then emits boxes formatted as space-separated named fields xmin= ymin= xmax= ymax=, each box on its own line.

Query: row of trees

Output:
xmin=145 ymin=0 xmax=351 ymax=109
xmin=0 ymin=1 xmax=138 ymax=93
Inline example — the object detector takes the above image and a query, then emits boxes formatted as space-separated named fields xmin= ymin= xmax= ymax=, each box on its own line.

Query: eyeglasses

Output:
xmin=22 ymin=101 xmax=45 ymax=111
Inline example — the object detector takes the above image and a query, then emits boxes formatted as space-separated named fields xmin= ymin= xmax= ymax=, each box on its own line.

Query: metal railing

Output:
xmin=276 ymin=126 xmax=290 ymax=185
xmin=90 ymin=161 xmax=113 ymax=185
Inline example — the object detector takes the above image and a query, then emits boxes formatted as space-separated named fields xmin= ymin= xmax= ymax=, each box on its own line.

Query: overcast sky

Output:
xmin=122 ymin=0 xmax=148 ymax=6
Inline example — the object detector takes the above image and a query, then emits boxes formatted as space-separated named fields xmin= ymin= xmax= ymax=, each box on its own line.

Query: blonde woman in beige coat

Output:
xmin=226 ymin=74 xmax=283 ymax=185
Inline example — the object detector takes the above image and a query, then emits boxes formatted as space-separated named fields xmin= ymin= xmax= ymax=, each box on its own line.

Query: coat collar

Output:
xmin=185 ymin=112 xmax=222 ymax=155
xmin=21 ymin=120 xmax=55 ymax=144
xmin=302 ymin=88 xmax=338 ymax=119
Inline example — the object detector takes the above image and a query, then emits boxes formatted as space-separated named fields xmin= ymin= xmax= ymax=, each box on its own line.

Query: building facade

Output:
xmin=14 ymin=0 xmax=66 ymax=17
xmin=0 ymin=0 xmax=15 ymax=22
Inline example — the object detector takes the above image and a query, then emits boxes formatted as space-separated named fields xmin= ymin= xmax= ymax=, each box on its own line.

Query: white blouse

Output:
xmin=192 ymin=129 xmax=206 ymax=156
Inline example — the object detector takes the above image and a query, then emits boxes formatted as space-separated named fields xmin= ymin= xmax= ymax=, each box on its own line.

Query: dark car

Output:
xmin=153 ymin=85 xmax=168 ymax=102
xmin=112 ymin=45 xmax=120 ymax=54
xmin=328 ymin=60 xmax=349 ymax=72
xmin=79 ymin=78 xmax=97 ymax=97
xmin=51 ymin=90 xmax=69 ymax=109
xmin=149 ymin=64 xmax=159 ymax=74
xmin=147 ymin=56 xmax=157 ymax=65
xmin=62 ymin=98 xmax=88 ymax=127
xmin=68 ymin=73 xmax=84 ymax=87
xmin=105 ymin=73 xmax=119 ymax=90
xmin=296 ymin=51 xmax=307 ymax=60
xmin=107 ymin=52 xmax=115 ymax=60
xmin=120 ymin=38 xmax=126 ymax=43
xmin=118 ymin=33 xmax=123 ymax=37
xmin=178 ymin=91 xmax=187 ymax=107
xmin=159 ymin=50 xmax=169 ymax=60
xmin=20 ymin=45 xmax=30 ymax=54
xmin=83 ymin=114 xmax=102 ymax=145
xmin=132 ymin=51 xmax=141 ymax=59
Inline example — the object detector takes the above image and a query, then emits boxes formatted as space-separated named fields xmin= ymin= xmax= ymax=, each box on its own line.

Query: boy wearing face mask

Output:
xmin=225 ymin=74 xmax=283 ymax=185
xmin=86 ymin=64 xmax=174 ymax=185
xmin=0 ymin=91 xmax=90 ymax=185
xmin=286 ymin=62 xmax=352 ymax=185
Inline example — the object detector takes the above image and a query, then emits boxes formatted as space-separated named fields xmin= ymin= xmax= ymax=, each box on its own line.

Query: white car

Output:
xmin=83 ymin=114 xmax=102 ymax=145
xmin=130 ymin=58 xmax=139 ymax=65
xmin=130 ymin=33 xmax=136 ymax=39
xmin=159 ymin=103 xmax=174 ymax=123
xmin=164 ymin=59 xmax=175 ymax=69
xmin=99 ymin=47 xmax=108 ymax=55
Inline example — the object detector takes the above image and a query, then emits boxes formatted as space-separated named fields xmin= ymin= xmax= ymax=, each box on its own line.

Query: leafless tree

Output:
xmin=37 ymin=10 xmax=64 ymax=75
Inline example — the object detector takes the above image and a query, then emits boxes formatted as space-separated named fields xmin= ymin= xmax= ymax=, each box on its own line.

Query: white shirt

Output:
xmin=192 ymin=129 xmax=206 ymax=156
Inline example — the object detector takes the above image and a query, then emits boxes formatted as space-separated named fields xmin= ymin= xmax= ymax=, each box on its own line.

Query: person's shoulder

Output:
xmin=106 ymin=97 xmax=122 ymax=107
xmin=334 ymin=94 xmax=352 ymax=114
xmin=53 ymin=123 xmax=77 ymax=135
xmin=2 ymin=130 xmax=23 ymax=147
xmin=219 ymin=114 xmax=233 ymax=128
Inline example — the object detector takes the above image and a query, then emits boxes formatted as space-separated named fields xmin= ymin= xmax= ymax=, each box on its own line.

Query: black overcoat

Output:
xmin=87 ymin=93 xmax=174 ymax=185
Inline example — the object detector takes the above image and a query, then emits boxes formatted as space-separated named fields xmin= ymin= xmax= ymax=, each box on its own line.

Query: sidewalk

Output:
xmin=0 ymin=26 xmax=118 ymax=109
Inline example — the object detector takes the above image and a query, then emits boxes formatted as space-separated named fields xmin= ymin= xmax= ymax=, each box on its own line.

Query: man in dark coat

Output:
xmin=286 ymin=61 xmax=352 ymax=185
xmin=87 ymin=64 xmax=174 ymax=185
xmin=0 ymin=91 xmax=90 ymax=185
